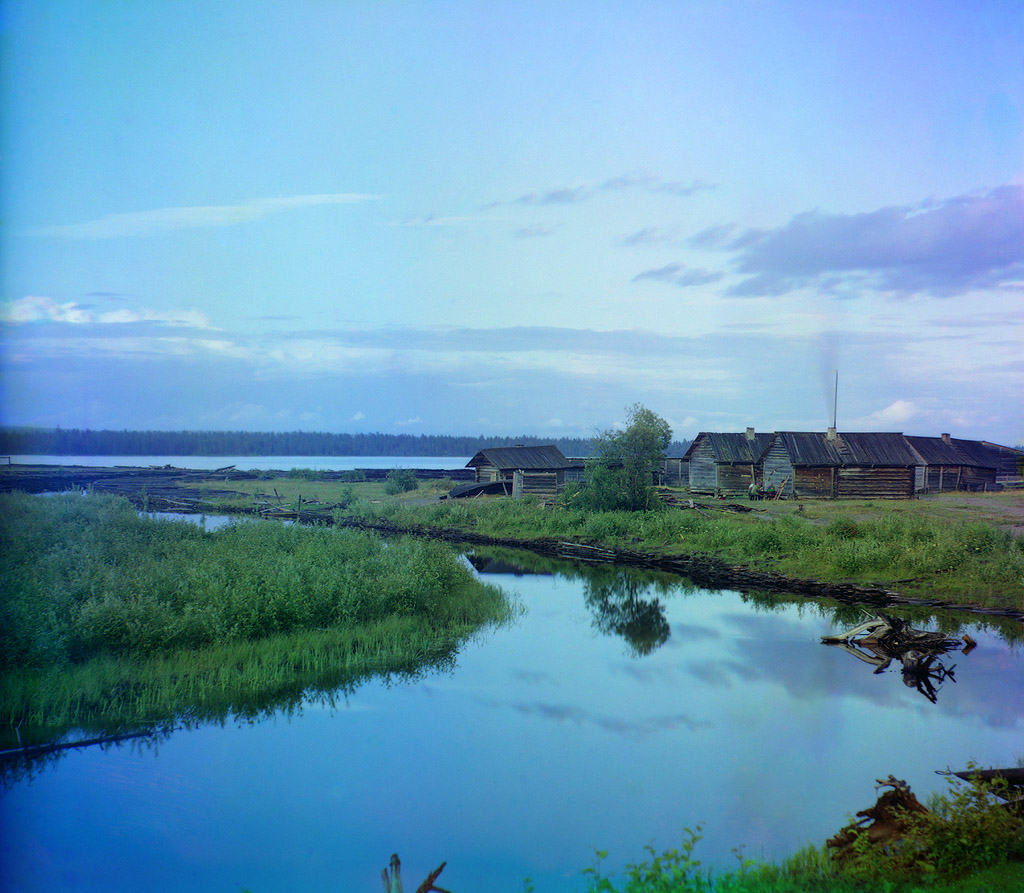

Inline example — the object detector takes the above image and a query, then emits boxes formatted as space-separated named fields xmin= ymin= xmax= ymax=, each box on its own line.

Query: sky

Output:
xmin=2 ymin=0 xmax=1022 ymax=445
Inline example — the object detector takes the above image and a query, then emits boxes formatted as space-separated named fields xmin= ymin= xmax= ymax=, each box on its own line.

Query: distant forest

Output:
xmin=1 ymin=427 xmax=693 ymax=458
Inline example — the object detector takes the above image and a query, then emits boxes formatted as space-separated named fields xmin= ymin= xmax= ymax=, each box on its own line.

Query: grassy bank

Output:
xmin=576 ymin=769 xmax=1024 ymax=891
xmin=0 ymin=491 xmax=514 ymax=734
xmin=324 ymin=488 xmax=1024 ymax=612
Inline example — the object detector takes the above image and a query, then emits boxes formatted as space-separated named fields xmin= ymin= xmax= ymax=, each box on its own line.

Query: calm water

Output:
xmin=2 ymin=550 xmax=1022 ymax=892
xmin=9 ymin=455 xmax=472 ymax=472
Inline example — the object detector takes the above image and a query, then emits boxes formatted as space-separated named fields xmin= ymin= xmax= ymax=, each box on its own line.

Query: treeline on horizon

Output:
xmin=0 ymin=427 xmax=693 ymax=459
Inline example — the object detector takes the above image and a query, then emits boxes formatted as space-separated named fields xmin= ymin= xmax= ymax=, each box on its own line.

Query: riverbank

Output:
xmin=4 ymin=462 xmax=1022 ymax=617
xmin=329 ymin=486 xmax=1024 ymax=620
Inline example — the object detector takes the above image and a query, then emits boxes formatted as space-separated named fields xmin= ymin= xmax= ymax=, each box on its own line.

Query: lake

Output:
xmin=9 ymin=455 xmax=473 ymax=472
xmin=2 ymin=544 xmax=1022 ymax=892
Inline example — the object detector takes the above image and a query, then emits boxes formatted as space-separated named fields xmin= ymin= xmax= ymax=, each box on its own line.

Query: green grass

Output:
xmin=331 ymin=491 xmax=1024 ymax=611
xmin=578 ymin=771 xmax=1024 ymax=891
xmin=0 ymin=491 xmax=515 ymax=735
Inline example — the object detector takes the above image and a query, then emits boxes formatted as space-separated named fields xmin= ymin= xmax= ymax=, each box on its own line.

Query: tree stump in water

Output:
xmin=381 ymin=854 xmax=450 ymax=893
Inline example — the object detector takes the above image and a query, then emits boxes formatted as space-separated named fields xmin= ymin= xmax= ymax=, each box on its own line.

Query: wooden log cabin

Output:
xmin=762 ymin=430 xmax=919 ymax=499
xmin=465 ymin=445 xmax=581 ymax=501
xmin=904 ymin=434 xmax=998 ymax=492
xmin=980 ymin=441 xmax=1024 ymax=484
xmin=684 ymin=429 xmax=774 ymax=496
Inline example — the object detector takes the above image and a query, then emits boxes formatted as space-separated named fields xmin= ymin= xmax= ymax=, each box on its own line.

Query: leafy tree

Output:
xmin=584 ymin=404 xmax=672 ymax=511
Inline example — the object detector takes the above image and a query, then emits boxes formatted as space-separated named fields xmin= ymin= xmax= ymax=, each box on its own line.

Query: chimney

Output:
xmin=941 ymin=433 xmax=951 ymax=444
xmin=826 ymin=427 xmax=837 ymax=441
xmin=745 ymin=427 xmax=755 ymax=441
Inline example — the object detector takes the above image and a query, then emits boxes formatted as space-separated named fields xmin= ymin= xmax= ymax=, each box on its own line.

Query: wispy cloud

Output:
xmin=724 ymin=185 xmax=1024 ymax=298
xmin=514 ymin=223 xmax=561 ymax=238
xmin=30 ymin=193 xmax=380 ymax=240
xmin=2 ymin=296 xmax=210 ymax=328
xmin=632 ymin=263 xmax=724 ymax=287
xmin=485 ymin=173 xmax=713 ymax=209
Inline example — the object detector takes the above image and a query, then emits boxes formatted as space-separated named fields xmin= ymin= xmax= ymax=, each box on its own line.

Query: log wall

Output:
xmin=512 ymin=470 xmax=562 ymax=500
xmin=687 ymin=439 xmax=718 ymax=494
xmin=836 ymin=467 xmax=914 ymax=499
xmin=762 ymin=440 xmax=795 ymax=496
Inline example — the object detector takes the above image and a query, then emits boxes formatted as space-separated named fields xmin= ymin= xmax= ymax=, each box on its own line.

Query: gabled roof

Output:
xmin=683 ymin=432 xmax=773 ymax=463
xmin=904 ymin=436 xmax=997 ymax=469
xmin=465 ymin=444 xmax=570 ymax=470
xmin=773 ymin=432 xmax=919 ymax=467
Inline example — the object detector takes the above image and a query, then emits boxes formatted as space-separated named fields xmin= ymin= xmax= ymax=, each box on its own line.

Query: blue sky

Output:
xmin=2 ymin=0 xmax=1022 ymax=444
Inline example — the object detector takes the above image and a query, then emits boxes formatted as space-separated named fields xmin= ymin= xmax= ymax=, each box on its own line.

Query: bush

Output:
xmin=384 ymin=468 xmax=419 ymax=494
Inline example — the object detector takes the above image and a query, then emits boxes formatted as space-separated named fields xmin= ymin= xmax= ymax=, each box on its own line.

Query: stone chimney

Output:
xmin=941 ymin=433 xmax=951 ymax=444
xmin=826 ymin=426 xmax=837 ymax=441
xmin=745 ymin=427 xmax=755 ymax=441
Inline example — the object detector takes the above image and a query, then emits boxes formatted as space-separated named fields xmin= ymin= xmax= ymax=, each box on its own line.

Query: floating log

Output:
xmin=0 ymin=728 xmax=159 ymax=761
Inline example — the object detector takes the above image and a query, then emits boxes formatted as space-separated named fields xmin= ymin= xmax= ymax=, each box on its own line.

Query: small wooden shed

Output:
xmin=684 ymin=429 xmax=773 ymax=496
xmin=465 ymin=445 xmax=576 ymax=500
xmin=762 ymin=430 xmax=919 ymax=499
xmin=904 ymin=434 xmax=998 ymax=492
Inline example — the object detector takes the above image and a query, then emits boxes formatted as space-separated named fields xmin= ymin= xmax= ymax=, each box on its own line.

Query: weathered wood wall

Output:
xmin=657 ymin=458 xmax=688 ymax=487
xmin=919 ymin=465 xmax=997 ymax=492
xmin=794 ymin=467 xmax=836 ymax=498
xmin=512 ymin=470 xmax=562 ymax=500
xmin=762 ymin=441 xmax=794 ymax=496
xmin=687 ymin=438 xmax=718 ymax=494
xmin=836 ymin=467 xmax=914 ymax=499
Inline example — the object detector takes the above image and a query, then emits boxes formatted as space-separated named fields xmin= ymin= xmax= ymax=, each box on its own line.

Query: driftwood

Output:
xmin=381 ymin=854 xmax=450 ymax=893
xmin=827 ymin=776 xmax=929 ymax=861
xmin=822 ymin=613 xmax=970 ymax=702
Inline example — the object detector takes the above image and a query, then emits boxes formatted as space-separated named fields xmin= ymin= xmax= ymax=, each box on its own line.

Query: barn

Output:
xmin=684 ymin=429 xmax=773 ymax=496
xmin=980 ymin=441 xmax=1024 ymax=484
xmin=464 ymin=445 xmax=581 ymax=500
xmin=762 ymin=430 xmax=919 ymax=499
xmin=904 ymin=434 xmax=998 ymax=492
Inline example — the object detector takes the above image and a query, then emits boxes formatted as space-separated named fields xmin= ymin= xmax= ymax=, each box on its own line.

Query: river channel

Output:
xmin=2 ymin=536 xmax=1023 ymax=891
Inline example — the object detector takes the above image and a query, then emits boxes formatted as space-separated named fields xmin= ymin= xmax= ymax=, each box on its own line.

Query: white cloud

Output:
xmin=29 ymin=193 xmax=379 ymax=240
xmin=2 ymin=296 xmax=210 ymax=328
xmin=859 ymin=399 xmax=919 ymax=426
xmin=350 ymin=411 xmax=366 ymax=421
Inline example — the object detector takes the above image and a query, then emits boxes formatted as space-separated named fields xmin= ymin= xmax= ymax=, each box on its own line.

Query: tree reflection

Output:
xmin=584 ymin=573 xmax=670 ymax=657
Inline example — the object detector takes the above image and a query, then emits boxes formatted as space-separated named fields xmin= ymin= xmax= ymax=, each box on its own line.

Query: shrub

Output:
xmin=384 ymin=468 xmax=419 ymax=494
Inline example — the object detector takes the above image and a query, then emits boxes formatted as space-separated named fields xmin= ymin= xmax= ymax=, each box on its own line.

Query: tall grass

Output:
xmin=338 ymin=495 xmax=1024 ymax=608
xmin=0 ymin=492 xmax=514 ymax=731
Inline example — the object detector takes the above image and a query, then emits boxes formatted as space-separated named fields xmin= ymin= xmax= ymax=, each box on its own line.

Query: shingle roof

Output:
xmin=774 ymin=432 xmax=919 ymax=467
xmin=905 ymin=436 xmax=997 ymax=469
xmin=683 ymin=432 xmax=773 ymax=463
xmin=465 ymin=445 xmax=570 ymax=470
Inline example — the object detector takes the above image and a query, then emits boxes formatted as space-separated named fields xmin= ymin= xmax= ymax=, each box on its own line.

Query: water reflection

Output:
xmin=822 ymin=613 xmax=971 ymax=703
xmin=4 ymin=544 xmax=1023 ymax=893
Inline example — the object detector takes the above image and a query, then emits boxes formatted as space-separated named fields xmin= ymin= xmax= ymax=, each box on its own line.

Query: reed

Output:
xmin=0 ymin=492 xmax=515 ymax=733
